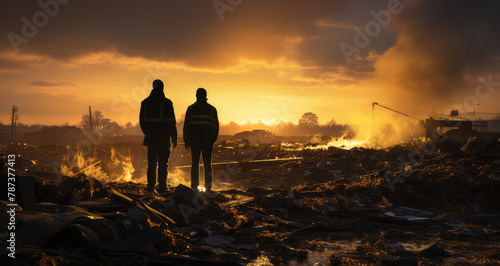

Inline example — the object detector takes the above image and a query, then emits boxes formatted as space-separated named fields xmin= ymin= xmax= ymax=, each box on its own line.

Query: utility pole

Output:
xmin=11 ymin=105 xmax=18 ymax=140
xmin=89 ymin=106 xmax=93 ymax=133
xmin=15 ymin=113 xmax=19 ymax=136
xmin=372 ymin=102 xmax=377 ymax=137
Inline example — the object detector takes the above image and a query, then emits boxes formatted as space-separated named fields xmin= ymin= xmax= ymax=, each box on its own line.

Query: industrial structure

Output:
xmin=372 ymin=102 xmax=500 ymax=139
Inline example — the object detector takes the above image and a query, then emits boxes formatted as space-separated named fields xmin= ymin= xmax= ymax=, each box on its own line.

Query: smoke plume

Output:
xmin=375 ymin=0 xmax=500 ymax=107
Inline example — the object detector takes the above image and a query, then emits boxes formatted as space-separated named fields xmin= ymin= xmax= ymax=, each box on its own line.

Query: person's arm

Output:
xmin=139 ymin=102 xmax=146 ymax=134
xmin=213 ymin=107 xmax=219 ymax=143
xmin=170 ymin=103 xmax=178 ymax=148
xmin=183 ymin=107 xmax=191 ymax=149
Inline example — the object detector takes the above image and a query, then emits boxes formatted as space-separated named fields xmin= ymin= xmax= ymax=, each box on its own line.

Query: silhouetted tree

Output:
xmin=326 ymin=119 xmax=338 ymax=127
xmin=80 ymin=110 xmax=104 ymax=132
xmin=298 ymin=112 xmax=319 ymax=127
xmin=102 ymin=118 xmax=120 ymax=134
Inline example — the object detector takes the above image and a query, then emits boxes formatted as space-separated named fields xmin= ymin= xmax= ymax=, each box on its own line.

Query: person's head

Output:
xmin=152 ymin=79 xmax=164 ymax=91
xmin=196 ymin=88 xmax=207 ymax=101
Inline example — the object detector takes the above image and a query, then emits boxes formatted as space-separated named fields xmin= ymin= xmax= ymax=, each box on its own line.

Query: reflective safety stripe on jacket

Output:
xmin=140 ymin=102 xmax=175 ymax=122
xmin=185 ymin=106 xmax=217 ymax=128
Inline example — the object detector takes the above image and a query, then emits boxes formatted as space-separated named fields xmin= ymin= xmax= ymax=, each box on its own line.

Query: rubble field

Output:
xmin=1 ymin=134 xmax=500 ymax=265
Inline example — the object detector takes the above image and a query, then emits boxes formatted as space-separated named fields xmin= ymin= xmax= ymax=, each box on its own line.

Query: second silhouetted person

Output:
xmin=183 ymin=88 xmax=219 ymax=192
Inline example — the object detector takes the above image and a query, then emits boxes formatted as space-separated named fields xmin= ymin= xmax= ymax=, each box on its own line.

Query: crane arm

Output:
xmin=372 ymin=102 xmax=423 ymax=122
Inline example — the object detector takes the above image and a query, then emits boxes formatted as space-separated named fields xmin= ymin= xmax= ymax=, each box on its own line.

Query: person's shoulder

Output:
xmin=208 ymin=103 xmax=217 ymax=110
xmin=163 ymin=97 xmax=173 ymax=104
xmin=185 ymin=103 xmax=195 ymax=113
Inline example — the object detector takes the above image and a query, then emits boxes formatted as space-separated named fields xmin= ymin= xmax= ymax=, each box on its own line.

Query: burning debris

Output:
xmin=60 ymin=148 xmax=137 ymax=184
xmin=1 ymin=134 xmax=500 ymax=265
xmin=282 ymin=134 xmax=368 ymax=151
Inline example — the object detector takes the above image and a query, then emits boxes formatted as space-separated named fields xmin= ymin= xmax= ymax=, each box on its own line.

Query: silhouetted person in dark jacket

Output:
xmin=140 ymin=79 xmax=177 ymax=194
xmin=183 ymin=88 xmax=219 ymax=191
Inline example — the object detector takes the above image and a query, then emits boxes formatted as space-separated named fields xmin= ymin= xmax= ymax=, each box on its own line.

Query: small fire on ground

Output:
xmin=322 ymin=136 xmax=367 ymax=150
xmin=61 ymin=148 xmax=137 ymax=184
xmin=60 ymin=148 xmax=192 ymax=187
xmin=282 ymin=136 xmax=367 ymax=151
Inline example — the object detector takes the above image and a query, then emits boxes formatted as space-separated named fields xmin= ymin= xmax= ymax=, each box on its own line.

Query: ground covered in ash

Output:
xmin=1 ymin=136 xmax=500 ymax=265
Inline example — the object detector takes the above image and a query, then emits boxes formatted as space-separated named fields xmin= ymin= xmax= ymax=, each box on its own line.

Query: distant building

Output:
xmin=0 ymin=123 xmax=10 ymax=140
xmin=234 ymin=130 xmax=274 ymax=144
xmin=472 ymin=121 xmax=488 ymax=132
xmin=470 ymin=120 xmax=500 ymax=132
xmin=486 ymin=120 xmax=500 ymax=132
xmin=23 ymin=126 xmax=84 ymax=145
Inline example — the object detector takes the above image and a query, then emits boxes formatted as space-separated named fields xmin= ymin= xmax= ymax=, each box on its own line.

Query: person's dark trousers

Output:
xmin=190 ymin=145 xmax=213 ymax=191
xmin=147 ymin=144 xmax=170 ymax=193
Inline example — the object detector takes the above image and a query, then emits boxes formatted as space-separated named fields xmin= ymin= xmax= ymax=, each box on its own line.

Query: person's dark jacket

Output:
xmin=183 ymin=100 xmax=219 ymax=148
xmin=140 ymin=88 xmax=177 ymax=146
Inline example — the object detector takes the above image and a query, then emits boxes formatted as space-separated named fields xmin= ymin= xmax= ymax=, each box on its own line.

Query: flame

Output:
xmin=60 ymin=147 xmax=235 ymax=190
xmin=166 ymin=168 xmax=191 ymax=187
xmin=197 ymin=186 xmax=206 ymax=192
xmin=108 ymin=148 xmax=136 ymax=183
xmin=61 ymin=148 xmax=138 ymax=184
xmin=60 ymin=149 xmax=108 ymax=181
xmin=281 ymin=135 xmax=367 ymax=151
xmin=325 ymin=136 xmax=367 ymax=150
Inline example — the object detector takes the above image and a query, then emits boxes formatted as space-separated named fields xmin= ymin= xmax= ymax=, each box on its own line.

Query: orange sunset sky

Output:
xmin=1 ymin=0 xmax=500 ymax=127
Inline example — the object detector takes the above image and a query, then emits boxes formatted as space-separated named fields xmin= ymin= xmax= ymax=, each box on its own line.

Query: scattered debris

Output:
xmin=419 ymin=243 xmax=446 ymax=258
xmin=1 ymin=135 xmax=500 ymax=264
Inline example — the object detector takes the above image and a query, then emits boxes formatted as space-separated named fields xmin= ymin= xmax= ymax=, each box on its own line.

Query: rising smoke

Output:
xmin=375 ymin=0 xmax=500 ymax=108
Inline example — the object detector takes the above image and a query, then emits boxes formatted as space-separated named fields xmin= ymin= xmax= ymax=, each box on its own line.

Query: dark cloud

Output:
xmin=1 ymin=0 xmax=499 ymax=104
xmin=0 ymin=0 xmax=409 ymax=90
xmin=26 ymin=81 xmax=75 ymax=87
xmin=0 ymin=0 xmax=390 ymax=70
xmin=375 ymin=0 xmax=500 ymax=105
xmin=0 ymin=55 xmax=43 ymax=72
xmin=0 ymin=59 xmax=26 ymax=72
xmin=0 ymin=1 xmax=335 ymax=64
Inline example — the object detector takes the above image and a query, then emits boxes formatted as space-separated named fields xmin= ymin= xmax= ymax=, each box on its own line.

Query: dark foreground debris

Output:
xmin=1 ymin=136 xmax=500 ymax=265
